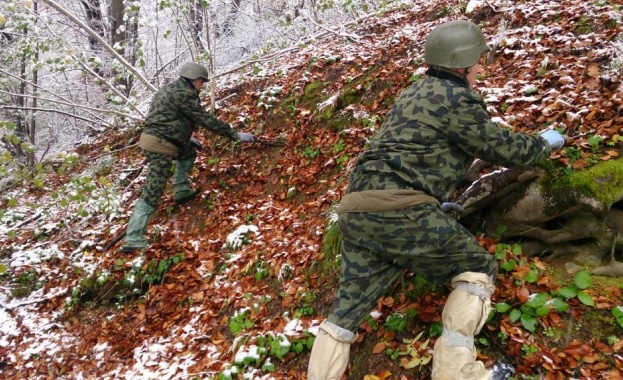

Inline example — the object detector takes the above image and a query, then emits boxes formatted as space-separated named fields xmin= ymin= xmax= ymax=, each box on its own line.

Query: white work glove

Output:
xmin=237 ymin=131 xmax=256 ymax=142
xmin=440 ymin=202 xmax=464 ymax=212
xmin=540 ymin=130 xmax=566 ymax=150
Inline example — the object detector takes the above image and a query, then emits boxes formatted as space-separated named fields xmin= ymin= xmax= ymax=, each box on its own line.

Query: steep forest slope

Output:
xmin=1 ymin=1 xmax=623 ymax=379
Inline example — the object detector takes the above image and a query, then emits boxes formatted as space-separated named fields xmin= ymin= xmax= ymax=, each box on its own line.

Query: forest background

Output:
xmin=1 ymin=0 xmax=623 ymax=379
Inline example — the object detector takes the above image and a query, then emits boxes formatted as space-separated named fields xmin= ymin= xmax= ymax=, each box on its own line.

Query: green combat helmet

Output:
xmin=425 ymin=20 xmax=490 ymax=68
xmin=180 ymin=62 xmax=209 ymax=80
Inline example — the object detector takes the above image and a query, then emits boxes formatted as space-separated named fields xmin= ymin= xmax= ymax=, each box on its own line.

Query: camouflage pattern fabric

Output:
xmin=347 ymin=67 xmax=552 ymax=200
xmin=139 ymin=144 xmax=196 ymax=208
xmin=328 ymin=68 xmax=552 ymax=332
xmin=144 ymin=77 xmax=238 ymax=148
xmin=328 ymin=203 xmax=497 ymax=332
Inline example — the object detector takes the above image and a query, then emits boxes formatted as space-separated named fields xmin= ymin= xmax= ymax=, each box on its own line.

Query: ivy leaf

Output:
xmin=535 ymin=305 xmax=550 ymax=317
xmin=509 ymin=309 xmax=522 ymax=323
xmin=495 ymin=250 xmax=506 ymax=260
xmin=292 ymin=342 xmax=304 ymax=354
xmin=495 ymin=302 xmax=511 ymax=313
xmin=525 ymin=293 xmax=548 ymax=308
xmin=524 ymin=269 xmax=539 ymax=283
xmin=552 ymin=297 xmax=569 ymax=312
xmin=429 ymin=322 xmax=442 ymax=338
xmin=612 ymin=306 xmax=623 ymax=328
xmin=574 ymin=270 xmax=592 ymax=289
xmin=521 ymin=314 xmax=538 ymax=333
xmin=500 ymin=259 xmax=517 ymax=272
xmin=520 ymin=305 xmax=536 ymax=317
xmin=577 ymin=290 xmax=594 ymax=307
xmin=558 ymin=285 xmax=577 ymax=299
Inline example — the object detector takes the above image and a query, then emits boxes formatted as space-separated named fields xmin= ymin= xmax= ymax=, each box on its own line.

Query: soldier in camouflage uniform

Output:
xmin=122 ymin=62 xmax=256 ymax=253
xmin=307 ymin=20 xmax=565 ymax=380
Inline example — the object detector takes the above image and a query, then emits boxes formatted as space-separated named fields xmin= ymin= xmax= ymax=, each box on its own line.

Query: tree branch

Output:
xmin=1 ymin=105 xmax=110 ymax=128
xmin=215 ymin=8 xmax=380 ymax=78
xmin=0 ymin=90 xmax=142 ymax=121
xmin=302 ymin=11 xmax=373 ymax=47
xmin=40 ymin=0 xmax=158 ymax=93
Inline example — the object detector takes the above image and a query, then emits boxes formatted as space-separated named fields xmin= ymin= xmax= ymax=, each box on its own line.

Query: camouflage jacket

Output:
xmin=346 ymin=68 xmax=551 ymax=201
xmin=143 ymin=77 xmax=238 ymax=147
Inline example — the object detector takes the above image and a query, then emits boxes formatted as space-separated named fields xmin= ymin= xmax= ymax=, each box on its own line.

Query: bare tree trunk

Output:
xmin=13 ymin=53 xmax=28 ymax=164
xmin=28 ymin=0 xmax=40 ymax=166
xmin=79 ymin=0 xmax=105 ymax=54
xmin=124 ymin=5 xmax=140 ymax=93
xmin=221 ymin=0 xmax=242 ymax=38
xmin=40 ymin=0 xmax=156 ymax=92
xmin=189 ymin=0 xmax=205 ymax=53
xmin=110 ymin=0 xmax=126 ymax=56
xmin=205 ymin=8 xmax=216 ymax=112
xmin=109 ymin=0 xmax=139 ymax=96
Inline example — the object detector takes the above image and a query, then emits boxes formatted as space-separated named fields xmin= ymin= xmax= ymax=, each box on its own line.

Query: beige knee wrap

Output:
xmin=432 ymin=272 xmax=494 ymax=380
xmin=307 ymin=321 xmax=357 ymax=380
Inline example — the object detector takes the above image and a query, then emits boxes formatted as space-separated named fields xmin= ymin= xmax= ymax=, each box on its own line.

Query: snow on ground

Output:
xmin=2 ymin=0 xmax=622 ymax=378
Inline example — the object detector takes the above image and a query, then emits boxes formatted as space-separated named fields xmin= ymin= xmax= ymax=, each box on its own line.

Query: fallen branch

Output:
xmin=103 ymin=230 xmax=126 ymax=252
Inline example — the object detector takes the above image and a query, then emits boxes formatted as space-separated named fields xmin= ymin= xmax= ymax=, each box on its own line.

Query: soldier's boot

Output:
xmin=121 ymin=199 xmax=155 ymax=253
xmin=307 ymin=321 xmax=357 ymax=380
xmin=173 ymin=159 xmax=199 ymax=205
xmin=432 ymin=271 xmax=500 ymax=380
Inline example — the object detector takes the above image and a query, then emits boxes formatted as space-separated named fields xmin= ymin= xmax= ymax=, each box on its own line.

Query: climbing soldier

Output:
xmin=122 ymin=62 xmax=256 ymax=253
xmin=307 ymin=20 xmax=565 ymax=380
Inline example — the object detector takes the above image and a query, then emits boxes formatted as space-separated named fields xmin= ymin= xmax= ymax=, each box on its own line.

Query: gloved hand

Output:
xmin=440 ymin=202 xmax=464 ymax=212
xmin=189 ymin=137 xmax=202 ymax=151
xmin=237 ymin=132 xmax=256 ymax=142
xmin=540 ymin=130 xmax=566 ymax=150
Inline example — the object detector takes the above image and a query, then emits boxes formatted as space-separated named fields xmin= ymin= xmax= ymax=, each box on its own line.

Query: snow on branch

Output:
xmin=40 ymin=0 xmax=157 ymax=93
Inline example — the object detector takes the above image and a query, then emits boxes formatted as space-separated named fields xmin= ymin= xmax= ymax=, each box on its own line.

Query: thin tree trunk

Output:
xmin=28 ymin=0 xmax=40 ymax=167
xmin=13 ymin=33 xmax=28 ymax=165
xmin=189 ymin=0 xmax=204 ymax=53
xmin=221 ymin=0 xmax=242 ymax=38
xmin=204 ymin=7 xmax=216 ymax=112
xmin=40 ymin=0 xmax=157 ymax=92
xmin=79 ymin=0 xmax=105 ymax=53
xmin=110 ymin=0 xmax=126 ymax=56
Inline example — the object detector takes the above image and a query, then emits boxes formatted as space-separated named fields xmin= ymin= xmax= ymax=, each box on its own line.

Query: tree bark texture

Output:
xmin=455 ymin=163 xmax=623 ymax=277
xmin=79 ymin=0 xmax=105 ymax=53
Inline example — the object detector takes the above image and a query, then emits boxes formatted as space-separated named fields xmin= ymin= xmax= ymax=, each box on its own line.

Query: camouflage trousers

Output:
xmin=327 ymin=203 xmax=497 ymax=332
xmin=139 ymin=143 xmax=196 ymax=208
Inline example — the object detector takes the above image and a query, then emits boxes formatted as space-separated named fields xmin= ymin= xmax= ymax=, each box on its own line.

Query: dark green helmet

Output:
xmin=425 ymin=20 xmax=490 ymax=68
xmin=180 ymin=62 xmax=209 ymax=80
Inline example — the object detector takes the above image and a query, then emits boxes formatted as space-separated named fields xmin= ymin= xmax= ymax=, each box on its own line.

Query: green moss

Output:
xmin=565 ymin=158 xmax=623 ymax=205
xmin=302 ymin=80 xmax=324 ymax=102
xmin=337 ymin=88 xmax=360 ymax=108
xmin=540 ymin=157 xmax=623 ymax=206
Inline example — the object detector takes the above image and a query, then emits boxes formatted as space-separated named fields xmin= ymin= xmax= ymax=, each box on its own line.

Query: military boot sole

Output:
xmin=174 ymin=190 xmax=199 ymax=205
xmin=121 ymin=246 xmax=144 ymax=254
